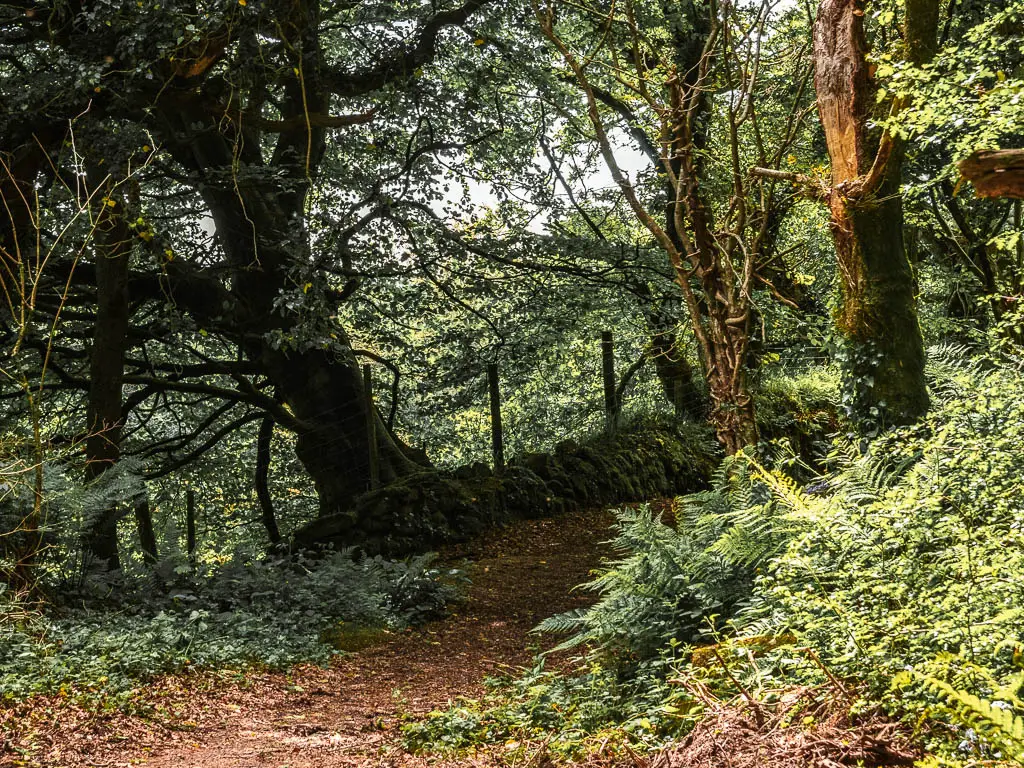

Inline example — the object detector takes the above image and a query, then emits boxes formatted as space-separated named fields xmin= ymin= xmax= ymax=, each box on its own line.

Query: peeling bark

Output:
xmin=813 ymin=0 xmax=930 ymax=425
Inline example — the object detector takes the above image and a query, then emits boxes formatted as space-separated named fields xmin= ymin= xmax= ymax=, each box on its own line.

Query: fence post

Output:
xmin=488 ymin=363 xmax=504 ymax=472
xmin=185 ymin=488 xmax=196 ymax=566
xmin=135 ymin=495 xmax=158 ymax=566
xmin=363 ymin=364 xmax=380 ymax=491
xmin=602 ymin=330 xmax=617 ymax=434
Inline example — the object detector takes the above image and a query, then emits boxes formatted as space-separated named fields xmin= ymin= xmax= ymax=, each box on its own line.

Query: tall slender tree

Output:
xmin=535 ymin=0 xmax=815 ymax=451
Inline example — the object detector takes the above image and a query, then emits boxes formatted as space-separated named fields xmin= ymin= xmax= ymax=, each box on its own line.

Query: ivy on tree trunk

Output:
xmin=812 ymin=0 xmax=932 ymax=427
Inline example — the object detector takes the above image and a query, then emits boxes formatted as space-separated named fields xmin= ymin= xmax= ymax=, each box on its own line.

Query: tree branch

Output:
xmin=959 ymin=150 xmax=1024 ymax=200
xmin=749 ymin=166 xmax=828 ymax=200
xmin=324 ymin=0 xmax=496 ymax=97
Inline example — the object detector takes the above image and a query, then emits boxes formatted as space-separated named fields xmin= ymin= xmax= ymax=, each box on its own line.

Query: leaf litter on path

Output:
xmin=2 ymin=507 xmax=614 ymax=768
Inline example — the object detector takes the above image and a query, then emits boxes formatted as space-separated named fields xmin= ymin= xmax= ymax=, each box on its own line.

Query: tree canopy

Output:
xmin=4 ymin=1 xmax=1024 ymax=765
xmin=1 ymin=0 xmax=1022 ymax=591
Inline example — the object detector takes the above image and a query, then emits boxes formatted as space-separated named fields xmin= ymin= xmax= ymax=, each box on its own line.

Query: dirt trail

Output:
xmin=9 ymin=507 xmax=612 ymax=768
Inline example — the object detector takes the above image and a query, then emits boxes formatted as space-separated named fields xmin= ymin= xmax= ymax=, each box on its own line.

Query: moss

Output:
xmin=292 ymin=421 xmax=721 ymax=555
xmin=319 ymin=622 xmax=390 ymax=652
xmin=836 ymin=176 xmax=930 ymax=427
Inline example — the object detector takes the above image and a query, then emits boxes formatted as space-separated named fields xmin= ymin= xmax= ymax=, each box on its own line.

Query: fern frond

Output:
xmin=901 ymin=670 xmax=1024 ymax=761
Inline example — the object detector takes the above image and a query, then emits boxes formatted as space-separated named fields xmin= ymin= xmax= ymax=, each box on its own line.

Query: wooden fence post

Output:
xmin=602 ymin=330 xmax=617 ymax=434
xmin=488 ymin=363 xmax=504 ymax=472
xmin=363 ymin=364 xmax=380 ymax=491
xmin=185 ymin=488 xmax=196 ymax=566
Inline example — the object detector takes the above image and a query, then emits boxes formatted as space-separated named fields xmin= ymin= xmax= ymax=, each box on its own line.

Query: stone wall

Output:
xmin=291 ymin=421 xmax=721 ymax=555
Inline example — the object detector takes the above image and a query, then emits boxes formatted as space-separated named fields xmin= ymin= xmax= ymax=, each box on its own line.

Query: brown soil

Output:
xmin=1 ymin=507 xmax=614 ymax=768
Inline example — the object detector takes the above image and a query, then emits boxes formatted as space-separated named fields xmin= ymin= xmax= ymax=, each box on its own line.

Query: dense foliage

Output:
xmin=406 ymin=347 xmax=1024 ymax=764
xmin=1 ymin=549 xmax=459 ymax=706
xmin=2 ymin=0 xmax=1024 ymax=763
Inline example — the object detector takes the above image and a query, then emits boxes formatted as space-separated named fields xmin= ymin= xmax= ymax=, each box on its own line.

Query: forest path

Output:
xmin=56 ymin=506 xmax=614 ymax=768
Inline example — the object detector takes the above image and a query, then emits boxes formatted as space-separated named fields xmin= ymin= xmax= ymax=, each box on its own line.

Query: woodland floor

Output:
xmin=1 ymin=506 xmax=617 ymax=768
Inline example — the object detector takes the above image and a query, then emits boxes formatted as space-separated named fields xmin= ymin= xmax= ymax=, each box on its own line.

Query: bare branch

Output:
xmin=749 ymin=166 xmax=828 ymax=201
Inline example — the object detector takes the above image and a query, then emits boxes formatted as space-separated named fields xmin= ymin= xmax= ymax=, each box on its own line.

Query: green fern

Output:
xmin=534 ymin=456 xmax=807 ymax=660
xmin=926 ymin=343 xmax=987 ymax=404
xmin=897 ymin=670 xmax=1024 ymax=762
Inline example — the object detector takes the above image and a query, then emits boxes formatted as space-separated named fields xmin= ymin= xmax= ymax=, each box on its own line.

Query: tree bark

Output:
xmin=186 ymin=488 xmax=197 ymax=566
xmin=160 ymin=108 xmax=424 ymax=517
xmin=255 ymin=414 xmax=281 ymax=544
xmin=3 ymin=0 xmax=492 ymax=547
xmin=813 ymin=0 xmax=930 ymax=426
xmin=0 ymin=130 xmax=58 ymax=313
xmin=134 ymin=495 xmax=158 ymax=565
xmin=648 ymin=320 xmax=704 ymax=420
xmin=259 ymin=336 xmax=420 ymax=515
xmin=829 ymin=161 xmax=929 ymax=422
xmin=82 ymin=193 xmax=132 ymax=570
xmin=959 ymin=150 xmax=1024 ymax=200
xmin=673 ymin=111 xmax=760 ymax=451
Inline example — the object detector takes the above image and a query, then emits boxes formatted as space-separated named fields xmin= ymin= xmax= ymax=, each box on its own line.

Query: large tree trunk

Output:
xmin=83 ymin=193 xmax=132 ymax=570
xmin=158 ymin=101 xmax=425 ymax=518
xmin=204 ymin=186 xmax=421 ymax=515
xmin=0 ymin=145 xmax=46 ymax=592
xmin=0 ymin=132 xmax=56 ymax=311
xmin=0 ymin=149 xmax=38 ymax=309
xmin=259 ymin=341 xmax=419 ymax=515
xmin=140 ymin=0 xmax=490 ymax=521
xmin=649 ymin=327 xmax=705 ymax=419
xmin=813 ymin=0 xmax=930 ymax=426
xmin=829 ymin=162 xmax=929 ymax=422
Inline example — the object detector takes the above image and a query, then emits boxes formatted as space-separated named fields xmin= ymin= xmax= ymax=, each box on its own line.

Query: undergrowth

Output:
xmin=0 ymin=549 xmax=462 ymax=710
xmin=405 ymin=346 xmax=1024 ymax=766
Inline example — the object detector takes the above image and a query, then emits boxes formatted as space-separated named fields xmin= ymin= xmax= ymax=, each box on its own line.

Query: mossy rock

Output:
xmin=319 ymin=623 xmax=391 ymax=652
xmin=291 ymin=420 xmax=720 ymax=555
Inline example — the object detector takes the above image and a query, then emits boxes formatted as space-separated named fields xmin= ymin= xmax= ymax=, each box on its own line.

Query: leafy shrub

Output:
xmin=0 ymin=549 xmax=462 ymax=708
xmin=408 ymin=347 xmax=1024 ymax=764
xmin=535 ymin=461 xmax=782 ymax=660
xmin=731 ymin=346 xmax=1024 ymax=761
xmin=899 ymin=669 xmax=1024 ymax=764
xmin=403 ymin=656 xmax=677 ymax=759
xmin=406 ymin=463 xmax=791 ymax=756
xmin=754 ymin=366 xmax=840 ymax=449
xmin=0 ymin=452 xmax=143 ymax=591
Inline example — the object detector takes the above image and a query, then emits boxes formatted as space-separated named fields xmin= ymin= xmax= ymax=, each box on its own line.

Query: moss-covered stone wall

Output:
xmin=291 ymin=421 xmax=721 ymax=555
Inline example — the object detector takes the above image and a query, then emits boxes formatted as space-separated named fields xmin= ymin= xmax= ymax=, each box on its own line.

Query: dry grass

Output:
xmin=649 ymin=687 xmax=917 ymax=768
